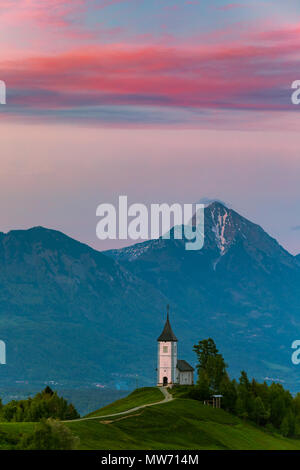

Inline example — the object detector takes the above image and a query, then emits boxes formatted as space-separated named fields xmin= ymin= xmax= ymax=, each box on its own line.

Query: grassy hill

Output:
xmin=69 ymin=388 xmax=300 ymax=450
xmin=86 ymin=387 xmax=164 ymax=417
xmin=2 ymin=387 xmax=300 ymax=450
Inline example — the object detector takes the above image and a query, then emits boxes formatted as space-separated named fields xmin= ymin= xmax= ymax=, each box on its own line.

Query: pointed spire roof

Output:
xmin=157 ymin=306 xmax=178 ymax=342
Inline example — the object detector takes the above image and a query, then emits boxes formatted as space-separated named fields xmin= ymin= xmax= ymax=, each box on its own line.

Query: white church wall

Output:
xmin=178 ymin=370 xmax=194 ymax=385
xmin=157 ymin=341 xmax=177 ymax=385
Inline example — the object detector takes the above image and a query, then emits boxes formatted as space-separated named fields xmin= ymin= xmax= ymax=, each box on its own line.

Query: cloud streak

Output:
xmin=0 ymin=0 xmax=87 ymax=28
xmin=1 ymin=32 xmax=299 ymax=117
xmin=1 ymin=1 xmax=300 ymax=126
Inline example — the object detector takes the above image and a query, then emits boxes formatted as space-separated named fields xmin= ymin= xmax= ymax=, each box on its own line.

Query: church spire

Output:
xmin=157 ymin=305 xmax=178 ymax=342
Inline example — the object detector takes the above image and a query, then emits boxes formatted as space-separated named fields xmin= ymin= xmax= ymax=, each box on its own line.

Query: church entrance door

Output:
xmin=163 ymin=376 xmax=168 ymax=386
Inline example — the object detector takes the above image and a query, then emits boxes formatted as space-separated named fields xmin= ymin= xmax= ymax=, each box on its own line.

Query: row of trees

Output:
xmin=191 ymin=338 xmax=300 ymax=437
xmin=0 ymin=386 xmax=79 ymax=422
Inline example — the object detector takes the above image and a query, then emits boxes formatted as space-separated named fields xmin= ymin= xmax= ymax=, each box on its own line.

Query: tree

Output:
xmin=253 ymin=397 xmax=268 ymax=426
xmin=196 ymin=369 xmax=211 ymax=400
xmin=286 ymin=410 xmax=296 ymax=437
xmin=0 ymin=388 xmax=79 ymax=422
xmin=294 ymin=393 xmax=300 ymax=416
xmin=65 ymin=404 xmax=79 ymax=420
xmin=270 ymin=395 xmax=286 ymax=429
xmin=236 ymin=371 xmax=255 ymax=418
xmin=193 ymin=338 xmax=227 ymax=394
xmin=235 ymin=396 xmax=248 ymax=420
xmin=219 ymin=375 xmax=237 ymax=413
xmin=193 ymin=338 xmax=219 ymax=372
xmin=189 ymin=337 xmax=300 ymax=433
xmin=239 ymin=371 xmax=251 ymax=391
xmin=19 ymin=418 xmax=80 ymax=450
xmin=206 ymin=355 xmax=227 ymax=393
xmin=43 ymin=386 xmax=54 ymax=396
xmin=280 ymin=414 xmax=290 ymax=437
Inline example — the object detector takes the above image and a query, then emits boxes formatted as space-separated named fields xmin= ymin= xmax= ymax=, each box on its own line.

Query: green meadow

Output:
xmin=2 ymin=387 xmax=300 ymax=450
xmin=86 ymin=387 xmax=164 ymax=418
xmin=66 ymin=393 xmax=300 ymax=450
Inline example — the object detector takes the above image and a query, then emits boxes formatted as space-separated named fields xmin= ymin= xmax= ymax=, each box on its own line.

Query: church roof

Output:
xmin=177 ymin=359 xmax=194 ymax=372
xmin=157 ymin=311 xmax=178 ymax=342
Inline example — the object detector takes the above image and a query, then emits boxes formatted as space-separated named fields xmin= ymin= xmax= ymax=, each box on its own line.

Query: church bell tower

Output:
xmin=157 ymin=306 xmax=178 ymax=386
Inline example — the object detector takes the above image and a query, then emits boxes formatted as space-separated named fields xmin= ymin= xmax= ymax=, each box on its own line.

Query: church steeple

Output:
xmin=156 ymin=305 xmax=194 ymax=387
xmin=157 ymin=305 xmax=178 ymax=342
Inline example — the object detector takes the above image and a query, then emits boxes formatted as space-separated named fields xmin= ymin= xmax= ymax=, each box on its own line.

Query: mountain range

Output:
xmin=0 ymin=202 xmax=300 ymax=391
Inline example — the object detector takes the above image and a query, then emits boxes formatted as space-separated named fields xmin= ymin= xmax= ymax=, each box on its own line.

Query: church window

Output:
xmin=163 ymin=346 xmax=168 ymax=353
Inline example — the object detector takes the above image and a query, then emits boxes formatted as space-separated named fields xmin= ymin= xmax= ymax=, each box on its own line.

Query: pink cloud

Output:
xmin=258 ymin=23 xmax=300 ymax=42
xmin=0 ymin=31 xmax=297 ymax=113
xmin=0 ymin=0 xmax=87 ymax=27
xmin=0 ymin=6 xmax=299 ymax=125
xmin=0 ymin=0 xmax=131 ymax=27
xmin=0 ymin=0 xmax=130 ymax=60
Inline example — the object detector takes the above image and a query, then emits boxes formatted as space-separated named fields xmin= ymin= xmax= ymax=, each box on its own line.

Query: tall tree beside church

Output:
xmin=193 ymin=338 xmax=227 ymax=394
xmin=195 ymin=369 xmax=211 ymax=400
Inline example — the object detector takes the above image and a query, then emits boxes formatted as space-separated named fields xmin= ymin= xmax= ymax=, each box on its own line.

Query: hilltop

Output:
xmin=1 ymin=387 xmax=300 ymax=449
xmin=55 ymin=388 xmax=300 ymax=449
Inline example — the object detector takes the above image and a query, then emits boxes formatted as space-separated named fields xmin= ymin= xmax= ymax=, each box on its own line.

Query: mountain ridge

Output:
xmin=0 ymin=225 xmax=167 ymax=387
xmin=0 ymin=203 xmax=299 ymax=390
xmin=105 ymin=202 xmax=300 ymax=389
xmin=106 ymin=201 xmax=298 ymax=267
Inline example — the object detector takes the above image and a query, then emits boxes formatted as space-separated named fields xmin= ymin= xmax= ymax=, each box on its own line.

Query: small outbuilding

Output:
xmin=176 ymin=359 xmax=194 ymax=385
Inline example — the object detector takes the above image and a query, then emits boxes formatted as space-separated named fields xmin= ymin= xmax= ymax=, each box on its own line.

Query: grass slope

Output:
xmin=1 ymin=388 xmax=300 ymax=450
xmin=86 ymin=387 xmax=164 ymax=418
xmin=0 ymin=422 xmax=35 ymax=449
xmin=68 ymin=393 xmax=300 ymax=450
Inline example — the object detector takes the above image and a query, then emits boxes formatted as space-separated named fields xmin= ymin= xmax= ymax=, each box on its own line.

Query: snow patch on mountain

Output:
xmin=211 ymin=207 xmax=231 ymax=256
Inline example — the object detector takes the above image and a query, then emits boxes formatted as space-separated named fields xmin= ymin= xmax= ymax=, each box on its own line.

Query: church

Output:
xmin=157 ymin=307 xmax=194 ymax=387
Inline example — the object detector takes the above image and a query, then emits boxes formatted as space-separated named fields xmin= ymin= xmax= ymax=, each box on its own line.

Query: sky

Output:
xmin=0 ymin=0 xmax=300 ymax=253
